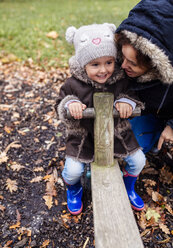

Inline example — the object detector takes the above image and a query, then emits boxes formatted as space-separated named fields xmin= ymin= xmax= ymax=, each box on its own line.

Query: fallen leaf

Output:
xmin=3 ymin=240 xmax=13 ymax=247
xmin=146 ymin=208 xmax=160 ymax=222
xmin=34 ymin=167 xmax=44 ymax=172
xmin=34 ymin=137 xmax=40 ymax=143
xmin=46 ymin=31 xmax=58 ymax=39
xmin=43 ymin=175 xmax=51 ymax=181
xmin=152 ymin=191 xmax=166 ymax=205
xmin=73 ymin=214 xmax=82 ymax=223
xmin=41 ymin=126 xmax=48 ymax=130
xmin=142 ymin=179 xmax=156 ymax=187
xmin=9 ymin=221 xmax=21 ymax=229
xmin=0 ymin=104 xmax=13 ymax=111
xmin=141 ymin=167 xmax=158 ymax=175
xmin=146 ymin=187 xmax=153 ymax=196
xmin=159 ymin=223 xmax=170 ymax=234
xmin=53 ymin=168 xmax=58 ymax=182
xmin=138 ymin=211 xmax=147 ymax=230
xmin=0 ymin=151 xmax=8 ymax=164
xmin=5 ymin=141 xmax=21 ymax=153
xmin=4 ymin=126 xmax=12 ymax=134
xmin=1 ymin=54 xmax=19 ymax=64
xmin=146 ymin=216 xmax=157 ymax=227
xmin=16 ymin=209 xmax=21 ymax=223
xmin=30 ymin=176 xmax=42 ymax=183
xmin=0 ymin=204 xmax=5 ymax=211
xmin=57 ymin=177 xmax=64 ymax=187
xmin=43 ymin=195 xmax=53 ymax=209
xmin=18 ymin=128 xmax=30 ymax=135
xmin=27 ymin=229 xmax=32 ymax=237
xmin=11 ymin=162 xmax=24 ymax=171
xmin=165 ymin=204 xmax=173 ymax=215
xmin=6 ymin=178 xmax=18 ymax=193
xmin=45 ymin=174 xmax=57 ymax=197
xmin=17 ymin=227 xmax=32 ymax=239
xmin=140 ymin=228 xmax=151 ymax=237
xmin=159 ymin=165 xmax=173 ymax=185
xmin=41 ymin=239 xmax=50 ymax=247
xmin=12 ymin=112 xmax=20 ymax=119
xmin=157 ymin=237 xmax=171 ymax=244
xmin=17 ymin=130 xmax=27 ymax=136
xmin=61 ymin=213 xmax=71 ymax=229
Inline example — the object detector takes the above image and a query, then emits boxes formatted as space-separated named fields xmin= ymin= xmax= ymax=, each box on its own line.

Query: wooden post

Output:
xmin=91 ymin=92 xmax=144 ymax=248
xmin=94 ymin=92 xmax=114 ymax=166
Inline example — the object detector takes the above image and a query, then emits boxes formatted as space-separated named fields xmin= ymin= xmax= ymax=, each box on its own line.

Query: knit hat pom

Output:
xmin=103 ymin=23 xmax=116 ymax=33
xmin=66 ymin=26 xmax=77 ymax=44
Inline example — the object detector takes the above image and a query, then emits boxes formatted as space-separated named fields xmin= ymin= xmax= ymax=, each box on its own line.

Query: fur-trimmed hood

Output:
xmin=69 ymin=56 xmax=125 ymax=88
xmin=116 ymin=0 xmax=173 ymax=84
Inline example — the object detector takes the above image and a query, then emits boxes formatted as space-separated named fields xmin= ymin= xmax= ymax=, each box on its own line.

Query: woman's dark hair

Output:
xmin=115 ymin=33 xmax=152 ymax=70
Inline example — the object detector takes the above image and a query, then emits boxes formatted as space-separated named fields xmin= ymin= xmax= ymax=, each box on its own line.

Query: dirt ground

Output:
xmin=0 ymin=62 xmax=172 ymax=248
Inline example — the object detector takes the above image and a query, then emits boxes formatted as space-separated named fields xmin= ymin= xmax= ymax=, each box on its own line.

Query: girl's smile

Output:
xmin=85 ymin=56 xmax=115 ymax=84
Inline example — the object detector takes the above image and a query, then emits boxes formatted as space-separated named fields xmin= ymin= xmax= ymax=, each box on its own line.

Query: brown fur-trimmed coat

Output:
xmin=55 ymin=57 xmax=144 ymax=163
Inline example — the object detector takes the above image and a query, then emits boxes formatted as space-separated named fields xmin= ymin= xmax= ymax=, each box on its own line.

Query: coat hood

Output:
xmin=116 ymin=0 xmax=173 ymax=84
xmin=69 ymin=56 xmax=125 ymax=88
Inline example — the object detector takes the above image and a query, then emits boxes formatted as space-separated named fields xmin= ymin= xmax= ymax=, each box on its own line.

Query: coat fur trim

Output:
xmin=58 ymin=94 xmax=86 ymax=136
xmin=122 ymin=30 xmax=173 ymax=84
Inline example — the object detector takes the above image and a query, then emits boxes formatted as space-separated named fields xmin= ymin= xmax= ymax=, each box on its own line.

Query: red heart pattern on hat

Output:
xmin=92 ymin=38 xmax=101 ymax=45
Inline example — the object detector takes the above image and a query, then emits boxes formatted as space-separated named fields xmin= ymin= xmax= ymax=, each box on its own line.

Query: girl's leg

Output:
xmin=123 ymin=149 xmax=146 ymax=211
xmin=62 ymin=157 xmax=85 ymax=215
xmin=124 ymin=149 xmax=146 ymax=176
xmin=62 ymin=157 xmax=85 ymax=185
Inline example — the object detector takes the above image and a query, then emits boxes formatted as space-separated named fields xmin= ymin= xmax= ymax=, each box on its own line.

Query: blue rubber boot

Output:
xmin=123 ymin=170 xmax=144 ymax=211
xmin=66 ymin=181 xmax=83 ymax=215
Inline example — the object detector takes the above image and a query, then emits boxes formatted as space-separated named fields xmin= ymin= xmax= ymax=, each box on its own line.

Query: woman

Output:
xmin=115 ymin=0 xmax=173 ymax=154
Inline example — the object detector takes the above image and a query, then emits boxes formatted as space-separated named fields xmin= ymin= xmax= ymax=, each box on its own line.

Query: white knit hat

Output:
xmin=65 ymin=23 xmax=117 ymax=67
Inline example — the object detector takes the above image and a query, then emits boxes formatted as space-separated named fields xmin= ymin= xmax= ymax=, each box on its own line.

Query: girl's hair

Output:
xmin=115 ymin=33 xmax=152 ymax=70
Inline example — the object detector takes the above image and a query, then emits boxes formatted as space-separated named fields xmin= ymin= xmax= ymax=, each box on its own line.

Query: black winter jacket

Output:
xmin=116 ymin=0 xmax=173 ymax=129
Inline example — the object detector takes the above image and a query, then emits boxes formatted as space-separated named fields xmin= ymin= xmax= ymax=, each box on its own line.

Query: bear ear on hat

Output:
xmin=103 ymin=23 xmax=116 ymax=33
xmin=65 ymin=26 xmax=77 ymax=44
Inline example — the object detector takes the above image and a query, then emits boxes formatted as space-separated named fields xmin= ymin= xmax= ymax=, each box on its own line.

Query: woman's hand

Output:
xmin=115 ymin=102 xmax=133 ymax=118
xmin=157 ymin=125 xmax=173 ymax=150
xmin=68 ymin=102 xmax=87 ymax=119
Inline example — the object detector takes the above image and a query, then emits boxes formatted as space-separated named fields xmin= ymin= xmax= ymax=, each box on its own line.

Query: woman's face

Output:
xmin=121 ymin=44 xmax=149 ymax=78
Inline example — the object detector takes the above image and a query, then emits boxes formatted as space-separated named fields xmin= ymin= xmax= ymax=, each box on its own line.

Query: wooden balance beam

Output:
xmin=67 ymin=92 xmax=144 ymax=248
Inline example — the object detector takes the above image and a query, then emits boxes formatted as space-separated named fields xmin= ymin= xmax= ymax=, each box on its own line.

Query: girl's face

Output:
xmin=121 ymin=44 xmax=148 ymax=78
xmin=85 ymin=56 xmax=115 ymax=84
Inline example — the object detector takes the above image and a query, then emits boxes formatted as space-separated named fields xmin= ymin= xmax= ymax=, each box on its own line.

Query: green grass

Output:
xmin=0 ymin=0 xmax=139 ymax=69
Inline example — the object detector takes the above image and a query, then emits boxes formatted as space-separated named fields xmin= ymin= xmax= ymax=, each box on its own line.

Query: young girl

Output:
xmin=55 ymin=23 xmax=146 ymax=215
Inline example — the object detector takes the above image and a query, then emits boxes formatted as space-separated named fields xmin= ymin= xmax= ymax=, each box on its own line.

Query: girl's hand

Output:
xmin=157 ymin=125 xmax=173 ymax=150
xmin=115 ymin=102 xmax=133 ymax=118
xmin=68 ymin=102 xmax=87 ymax=119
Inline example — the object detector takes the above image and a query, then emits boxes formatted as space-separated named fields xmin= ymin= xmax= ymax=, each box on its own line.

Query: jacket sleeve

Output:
xmin=167 ymin=119 xmax=173 ymax=129
xmin=54 ymin=78 xmax=81 ymax=126
xmin=115 ymin=78 xmax=145 ymax=110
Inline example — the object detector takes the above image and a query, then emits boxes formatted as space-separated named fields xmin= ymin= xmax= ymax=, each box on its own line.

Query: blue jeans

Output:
xmin=129 ymin=114 xmax=163 ymax=154
xmin=62 ymin=149 xmax=146 ymax=185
